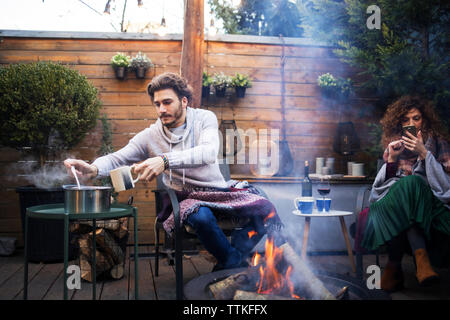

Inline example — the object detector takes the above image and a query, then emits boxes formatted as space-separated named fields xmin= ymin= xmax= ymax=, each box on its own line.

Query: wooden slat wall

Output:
xmin=202 ymin=40 xmax=377 ymax=174
xmin=0 ymin=36 xmax=377 ymax=247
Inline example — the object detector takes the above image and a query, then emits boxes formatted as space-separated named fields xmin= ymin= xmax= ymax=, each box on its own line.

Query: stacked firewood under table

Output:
xmin=70 ymin=218 xmax=129 ymax=282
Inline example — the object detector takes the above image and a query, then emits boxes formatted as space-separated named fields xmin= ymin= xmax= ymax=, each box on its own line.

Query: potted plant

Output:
xmin=130 ymin=51 xmax=153 ymax=79
xmin=212 ymin=72 xmax=232 ymax=98
xmin=0 ymin=61 xmax=102 ymax=262
xmin=202 ymin=71 xmax=213 ymax=98
xmin=231 ymin=73 xmax=253 ymax=98
xmin=317 ymin=73 xmax=338 ymax=99
xmin=111 ymin=52 xmax=131 ymax=80
xmin=317 ymin=73 xmax=353 ymax=101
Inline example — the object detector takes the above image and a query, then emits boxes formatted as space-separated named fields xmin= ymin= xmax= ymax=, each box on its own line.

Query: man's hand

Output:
xmin=64 ymin=159 xmax=98 ymax=183
xmin=402 ymin=130 xmax=427 ymax=160
xmin=133 ymin=157 xmax=165 ymax=182
xmin=387 ymin=139 xmax=404 ymax=163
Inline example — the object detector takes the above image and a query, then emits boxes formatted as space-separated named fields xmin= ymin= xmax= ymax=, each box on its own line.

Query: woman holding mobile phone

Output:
xmin=357 ymin=95 xmax=450 ymax=292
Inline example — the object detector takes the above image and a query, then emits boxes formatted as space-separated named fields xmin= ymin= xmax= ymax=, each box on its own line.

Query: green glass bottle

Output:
xmin=301 ymin=160 xmax=312 ymax=197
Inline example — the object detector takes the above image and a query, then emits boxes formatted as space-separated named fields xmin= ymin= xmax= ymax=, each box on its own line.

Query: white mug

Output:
xmin=294 ymin=196 xmax=315 ymax=214
xmin=326 ymin=158 xmax=335 ymax=174
xmin=110 ymin=165 xmax=141 ymax=192
xmin=352 ymin=163 xmax=364 ymax=176
xmin=347 ymin=162 xmax=355 ymax=175
xmin=316 ymin=157 xmax=325 ymax=175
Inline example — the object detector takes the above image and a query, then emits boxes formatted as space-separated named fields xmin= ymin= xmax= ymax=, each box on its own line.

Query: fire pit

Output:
xmin=186 ymin=238 xmax=390 ymax=300
xmin=185 ymin=267 xmax=390 ymax=300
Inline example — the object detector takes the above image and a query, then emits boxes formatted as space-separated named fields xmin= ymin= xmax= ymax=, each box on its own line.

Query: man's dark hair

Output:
xmin=147 ymin=72 xmax=193 ymax=105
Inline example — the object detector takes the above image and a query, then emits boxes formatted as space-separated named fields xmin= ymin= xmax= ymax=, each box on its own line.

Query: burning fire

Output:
xmin=248 ymin=230 xmax=258 ymax=239
xmin=251 ymin=237 xmax=300 ymax=299
xmin=263 ymin=210 xmax=276 ymax=223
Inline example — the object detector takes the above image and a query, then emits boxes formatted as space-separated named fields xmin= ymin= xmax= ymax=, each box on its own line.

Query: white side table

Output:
xmin=292 ymin=209 xmax=356 ymax=273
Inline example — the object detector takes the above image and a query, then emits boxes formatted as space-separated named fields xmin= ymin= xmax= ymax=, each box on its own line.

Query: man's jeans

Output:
xmin=186 ymin=206 xmax=266 ymax=268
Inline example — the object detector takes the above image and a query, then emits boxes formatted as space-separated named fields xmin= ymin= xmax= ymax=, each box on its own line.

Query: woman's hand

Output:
xmin=64 ymin=158 xmax=98 ymax=183
xmin=387 ymin=139 xmax=404 ymax=163
xmin=402 ymin=130 xmax=427 ymax=160
xmin=133 ymin=156 xmax=165 ymax=181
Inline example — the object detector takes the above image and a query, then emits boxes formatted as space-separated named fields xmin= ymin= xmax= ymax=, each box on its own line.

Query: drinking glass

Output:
xmin=317 ymin=177 xmax=331 ymax=212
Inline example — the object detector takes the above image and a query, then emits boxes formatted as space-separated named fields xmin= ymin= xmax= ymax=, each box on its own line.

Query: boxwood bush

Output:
xmin=0 ymin=62 xmax=101 ymax=166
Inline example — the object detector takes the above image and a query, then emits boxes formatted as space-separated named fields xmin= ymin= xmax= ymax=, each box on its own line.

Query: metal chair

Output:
xmin=152 ymin=164 xmax=269 ymax=299
xmin=351 ymin=185 xmax=381 ymax=280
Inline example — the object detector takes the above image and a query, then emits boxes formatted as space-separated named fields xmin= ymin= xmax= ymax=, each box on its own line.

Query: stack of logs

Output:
xmin=209 ymin=243 xmax=348 ymax=300
xmin=70 ymin=218 xmax=129 ymax=282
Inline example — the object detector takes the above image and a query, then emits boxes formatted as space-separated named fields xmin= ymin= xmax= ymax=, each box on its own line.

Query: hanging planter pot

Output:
xmin=202 ymin=85 xmax=210 ymax=98
xmin=113 ymin=66 xmax=128 ymax=80
xmin=231 ymin=73 xmax=252 ymax=98
xmin=130 ymin=51 xmax=153 ymax=80
xmin=215 ymin=87 xmax=227 ymax=98
xmin=134 ymin=67 xmax=147 ymax=79
xmin=235 ymin=87 xmax=246 ymax=98
xmin=320 ymin=87 xmax=338 ymax=100
xmin=111 ymin=52 xmax=131 ymax=80
xmin=212 ymin=72 xmax=232 ymax=98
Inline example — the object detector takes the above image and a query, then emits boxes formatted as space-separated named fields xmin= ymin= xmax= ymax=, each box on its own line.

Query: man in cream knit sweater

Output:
xmin=64 ymin=72 xmax=263 ymax=270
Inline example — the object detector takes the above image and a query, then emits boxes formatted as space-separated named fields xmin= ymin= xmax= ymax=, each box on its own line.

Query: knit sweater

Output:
xmin=92 ymin=107 xmax=228 ymax=191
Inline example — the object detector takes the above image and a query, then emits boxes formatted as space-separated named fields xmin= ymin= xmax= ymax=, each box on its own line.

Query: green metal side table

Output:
xmin=23 ymin=203 xmax=139 ymax=300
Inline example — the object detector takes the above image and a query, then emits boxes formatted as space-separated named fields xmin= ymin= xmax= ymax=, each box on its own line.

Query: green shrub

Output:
xmin=317 ymin=73 xmax=352 ymax=99
xmin=0 ymin=62 xmax=102 ymax=167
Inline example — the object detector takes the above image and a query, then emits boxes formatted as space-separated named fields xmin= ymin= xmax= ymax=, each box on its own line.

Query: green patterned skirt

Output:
xmin=362 ymin=175 xmax=450 ymax=266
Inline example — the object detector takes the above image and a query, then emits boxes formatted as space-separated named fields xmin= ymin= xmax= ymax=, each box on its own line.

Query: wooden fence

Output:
xmin=0 ymin=32 xmax=378 ymax=247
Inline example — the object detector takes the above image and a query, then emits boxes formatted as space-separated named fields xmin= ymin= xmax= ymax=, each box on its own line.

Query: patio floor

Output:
xmin=1 ymin=245 xmax=449 ymax=300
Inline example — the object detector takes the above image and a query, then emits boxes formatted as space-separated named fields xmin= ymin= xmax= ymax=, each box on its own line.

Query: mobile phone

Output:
xmin=402 ymin=125 xmax=417 ymax=137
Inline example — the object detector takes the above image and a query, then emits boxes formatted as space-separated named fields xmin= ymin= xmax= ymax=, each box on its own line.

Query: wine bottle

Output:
xmin=301 ymin=160 xmax=312 ymax=197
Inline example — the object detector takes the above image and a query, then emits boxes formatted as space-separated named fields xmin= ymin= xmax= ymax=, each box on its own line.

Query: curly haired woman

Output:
xmin=361 ymin=95 xmax=450 ymax=292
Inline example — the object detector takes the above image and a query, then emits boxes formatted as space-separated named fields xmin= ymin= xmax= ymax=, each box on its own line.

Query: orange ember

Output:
xmin=248 ymin=230 xmax=258 ymax=239
xmin=251 ymin=237 xmax=300 ymax=299
xmin=263 ymin=210 xmax=276 ymax=223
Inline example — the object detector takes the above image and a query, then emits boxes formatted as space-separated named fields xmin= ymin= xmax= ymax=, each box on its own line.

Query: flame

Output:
xmin=252 ymin=252 xmax=261 ymax=266
xmin=248 ymin=230 xmax=257 ymax=239
xmin=263 ymin=210 xmax=276 ymax=223
xmin=252 ymin=236 xmax=300 ymax=299
xmin=286 ymin=266 xmax=301 ymax=299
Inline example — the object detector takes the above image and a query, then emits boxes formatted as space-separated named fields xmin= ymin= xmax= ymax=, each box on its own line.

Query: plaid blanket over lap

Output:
xmin=162 ymin=188 xmax=281 ymax=235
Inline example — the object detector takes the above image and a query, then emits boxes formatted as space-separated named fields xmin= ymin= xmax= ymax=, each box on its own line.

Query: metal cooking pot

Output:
xmin=63 ymin=185 xmax=112 ymax=214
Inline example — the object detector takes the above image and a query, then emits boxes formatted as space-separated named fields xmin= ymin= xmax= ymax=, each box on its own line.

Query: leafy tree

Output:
xmin=299 ymin=0 xmax=450 ymax=126
xmin=209 ymin=0 xmax=304 ymax=37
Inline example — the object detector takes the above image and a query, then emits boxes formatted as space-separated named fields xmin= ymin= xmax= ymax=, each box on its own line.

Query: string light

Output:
xmin=104 ymin=0 xmax=111 ymax=14
xmin=208 ymin=10 xmax=217 ymax=36
xmin=157 ymin=18 xmax=167 ymax=36
xmin=209 ymin=18 xmax=217 ymax=36
xmin=157 ymin=2 xmax=167 ymax=36
xmin=102 ymin=0 xmax=172 ymax=35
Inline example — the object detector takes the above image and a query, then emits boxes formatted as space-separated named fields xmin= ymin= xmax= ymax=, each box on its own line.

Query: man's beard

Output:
xmin=160 ymin=103 xmax=183 ymax=128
